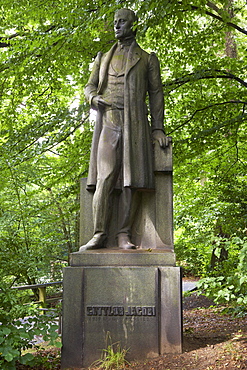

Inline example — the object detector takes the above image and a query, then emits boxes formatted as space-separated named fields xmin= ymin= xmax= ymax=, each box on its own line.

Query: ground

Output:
xmin=17 ymin=293 xmax=247 ymax=370
xmin=124 ymin=293 xmax=247 ymax=370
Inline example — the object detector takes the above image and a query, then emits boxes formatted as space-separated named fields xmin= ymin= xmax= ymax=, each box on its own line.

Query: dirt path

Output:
xmin=17 ymin=293 xmax=247 ymax=369
xmin=126 ymin=293 xmax=247 ymax=370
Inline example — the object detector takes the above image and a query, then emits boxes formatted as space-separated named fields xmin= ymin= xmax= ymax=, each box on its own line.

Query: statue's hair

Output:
xmin=115 ymin=8 xmax=138 ymax=24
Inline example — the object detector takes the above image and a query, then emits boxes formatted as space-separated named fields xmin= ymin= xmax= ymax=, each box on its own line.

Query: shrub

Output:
xmin=0 ymin=285 xmax=60 ymax=369
xmin=197 ymin=236 xmax=247 ymax=313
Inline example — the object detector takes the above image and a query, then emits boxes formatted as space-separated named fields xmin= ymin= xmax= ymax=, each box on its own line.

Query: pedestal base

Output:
xmin=61 ymin=251 xmax=182 ymax=369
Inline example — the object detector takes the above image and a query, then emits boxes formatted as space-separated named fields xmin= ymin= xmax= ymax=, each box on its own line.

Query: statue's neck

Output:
xmin=118 ymin=36 xmax=135 ymax=48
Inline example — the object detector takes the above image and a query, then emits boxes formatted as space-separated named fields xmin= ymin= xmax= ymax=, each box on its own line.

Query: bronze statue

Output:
xmin=79 ymin=8 xmax=168 ymax=252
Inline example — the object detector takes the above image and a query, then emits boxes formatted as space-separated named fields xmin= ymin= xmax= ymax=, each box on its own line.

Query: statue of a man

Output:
xmin=79 ymin=8 xmax=168 ymax=252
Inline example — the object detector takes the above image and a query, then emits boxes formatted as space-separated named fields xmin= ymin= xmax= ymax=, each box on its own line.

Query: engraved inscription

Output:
xmin=86 ymin=306 xmax=156 ymax=317
xmin=86 ymin=306 xmax=124 ymax=316
xmin=125 ymin=306 xmax=156 ymax=316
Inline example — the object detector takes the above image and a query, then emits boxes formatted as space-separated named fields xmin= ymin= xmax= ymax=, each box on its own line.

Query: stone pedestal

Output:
xmin=61 ymin=251 xmax=182 ymax=369
xmin=61 ymin=139 xmax=182 ymax=369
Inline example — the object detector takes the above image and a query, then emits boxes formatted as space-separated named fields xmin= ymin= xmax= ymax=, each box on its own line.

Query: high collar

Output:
xmin=118 ymin=36 xmax=135 ymax=49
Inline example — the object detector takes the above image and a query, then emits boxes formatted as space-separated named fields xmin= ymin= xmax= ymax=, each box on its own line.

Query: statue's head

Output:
xmin=114 ymin=8 xmax=138 ymax=40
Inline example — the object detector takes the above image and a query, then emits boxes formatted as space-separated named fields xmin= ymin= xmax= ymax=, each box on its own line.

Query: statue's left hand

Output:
xmin=152 ymin=130 xmax=170 ymax=148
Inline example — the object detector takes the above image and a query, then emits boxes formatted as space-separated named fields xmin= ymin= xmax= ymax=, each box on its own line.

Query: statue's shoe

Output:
xmin=118 ymin=234 xmax=136 ymax=250
xmin=79 ymin=234 xmax=107 ymax=252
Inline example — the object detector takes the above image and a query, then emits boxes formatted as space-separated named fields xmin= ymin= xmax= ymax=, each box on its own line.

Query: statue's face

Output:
xmin=114 ymin=11 xmax=134 ymax=40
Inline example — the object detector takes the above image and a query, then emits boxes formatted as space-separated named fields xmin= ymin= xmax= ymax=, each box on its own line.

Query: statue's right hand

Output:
xmin=92 ymin=96 xmax=111 ymax=110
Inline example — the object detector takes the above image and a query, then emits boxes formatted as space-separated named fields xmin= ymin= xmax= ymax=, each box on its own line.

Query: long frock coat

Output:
xmin=84 ymin=40 xmax=164 ymax=191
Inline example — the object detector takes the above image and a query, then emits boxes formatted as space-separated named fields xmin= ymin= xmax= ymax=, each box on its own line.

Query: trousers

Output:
xmin=92 ymin=109 xmax=137 ymax=238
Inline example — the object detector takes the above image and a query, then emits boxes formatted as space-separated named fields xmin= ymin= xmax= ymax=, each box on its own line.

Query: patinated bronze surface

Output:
xmin=79 ymin=8 xmax=168 ymax=251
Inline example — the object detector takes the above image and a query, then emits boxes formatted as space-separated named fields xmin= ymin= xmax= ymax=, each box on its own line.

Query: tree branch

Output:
xmin=0 ymin=25 xmax=57 ymax=48
xmin=183 ymin=1 xmax=247 ymax=35
xmin=165 ymin=69 xmax=247 ymax=91
xmin=168 ymin=101 xmax=247 ymax=134
xmin=8 ymin=114 xmax=90 ymax=168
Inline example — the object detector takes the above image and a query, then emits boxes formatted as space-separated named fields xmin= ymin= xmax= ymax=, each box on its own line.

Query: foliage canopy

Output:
xmin=0 ymin=2 xmax=246 ymax=349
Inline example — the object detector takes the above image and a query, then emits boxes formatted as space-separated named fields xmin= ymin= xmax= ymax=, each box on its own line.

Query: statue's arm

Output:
xmin=148 ymin=53 xmax=168 ymax=148
xmin=148 ymin=53 xmax=164 ymax=130
xmin=84 ymin=52 xmax=111 ymax=110
xmin=84 ymin=52 xmax=101 ymax=106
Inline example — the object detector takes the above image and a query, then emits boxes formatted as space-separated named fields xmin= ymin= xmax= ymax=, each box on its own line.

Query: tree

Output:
xmin=0 ymin=0 xmax=246 ymax=305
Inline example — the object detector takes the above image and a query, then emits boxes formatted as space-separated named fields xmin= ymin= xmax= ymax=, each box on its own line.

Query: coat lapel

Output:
xmin=97 ymin=43 xmax=117 ymax=94
xmin=98 ymin=41 xmax=142 ymax=93
xmin=125 ymin=41 xmax=141 ymax=77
